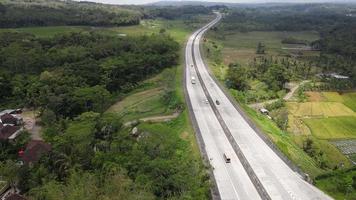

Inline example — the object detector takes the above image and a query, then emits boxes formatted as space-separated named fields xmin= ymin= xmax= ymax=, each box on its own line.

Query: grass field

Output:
xmin=287 ymin=102 xmax=355 ymax=117
xmin=304 ymin=117 xmax=356 ymax=140
xmin=206 ymin=31 xmax=320 ymax=66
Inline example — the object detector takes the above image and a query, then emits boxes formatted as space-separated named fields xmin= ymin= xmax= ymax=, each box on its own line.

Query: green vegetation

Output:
xmin=315 ymin=168 xmax=356 ymax=200
xmin=322 ymin=92 xmax=356 ymax=112
xmin=0 ymin=31 xmax=179 ymax=117
xmin=304 ymin=117 xmax=356 ymax=140
xmin=288 ymin=102 xmax=355 ymax=117
xmin=0 ymin=0 xmax=141 ymax=27
xmin=204 ymin=4 xmax=356 ymax=199
xmin=0 ymin=1 xmax=215 ymax=198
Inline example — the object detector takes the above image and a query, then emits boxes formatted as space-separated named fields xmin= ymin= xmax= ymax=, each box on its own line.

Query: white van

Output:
xmin=191 ymin=76 xmax=196 ymax=84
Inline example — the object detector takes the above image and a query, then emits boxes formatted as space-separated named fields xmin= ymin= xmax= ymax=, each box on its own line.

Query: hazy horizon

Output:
xmin=73 ymin=0 xmax=356 ymax=5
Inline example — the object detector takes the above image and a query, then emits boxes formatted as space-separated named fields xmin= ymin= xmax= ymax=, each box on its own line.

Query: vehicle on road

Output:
xmin=223 ymin=153 xmax=231 ymax=163
xmin=191 ymin=76 xmax=196 ymax=84
xmin=216 ymin=100 xmax=220 ymax=105
xmin=204 ymin=99 xmax=209 ymax=104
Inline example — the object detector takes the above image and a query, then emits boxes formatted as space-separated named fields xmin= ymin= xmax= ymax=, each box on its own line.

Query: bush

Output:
xmin=266 ymin=99 xmax=285 ymax=111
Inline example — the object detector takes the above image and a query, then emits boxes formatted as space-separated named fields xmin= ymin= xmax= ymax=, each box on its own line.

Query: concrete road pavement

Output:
xmin=185 ymin=12 xmax=332 ymax=200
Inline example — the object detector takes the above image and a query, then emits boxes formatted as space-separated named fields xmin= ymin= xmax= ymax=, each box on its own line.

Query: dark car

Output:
xmin=215 ymin=100 xmax=220 ymax=105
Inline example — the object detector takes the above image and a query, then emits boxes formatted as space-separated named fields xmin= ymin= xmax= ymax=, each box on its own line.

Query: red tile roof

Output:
xmin=0 ymin=125 xmax=20 ymax=140
xmin=21 ymin=140 xmax=51 ymax=164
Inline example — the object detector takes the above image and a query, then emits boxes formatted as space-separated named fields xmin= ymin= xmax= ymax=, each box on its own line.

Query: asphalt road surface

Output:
xmin=185 ymin=12 xmax=332 ymax=200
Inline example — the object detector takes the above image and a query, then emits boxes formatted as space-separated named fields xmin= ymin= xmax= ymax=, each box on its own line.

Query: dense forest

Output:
xmin=0 ymin=0 xmax=216 ymax=28
xmin=0 ymin=32 xmax=179 ymax=118
xmin=145 ymin=5 xmax=211 ymax=20
xmin=0 ymin=0 xmax=142 ymax=27
xmin=221 ymin=4 xmax=355 ymax=32
xmin=316 ymin=21 xmax=356 ymax=84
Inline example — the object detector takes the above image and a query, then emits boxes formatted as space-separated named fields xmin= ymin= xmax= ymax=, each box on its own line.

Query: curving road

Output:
xmin=185 ymin=12 xmax=332 ymax=200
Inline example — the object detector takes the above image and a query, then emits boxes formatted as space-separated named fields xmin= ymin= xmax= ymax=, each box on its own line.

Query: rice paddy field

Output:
xmin=288 ymin=102 xmax=355 ymax=117
xmin=287 ymin=91 xmax=356 ymax=164
xmin=304 ymin=117 xmax=356 ymax=140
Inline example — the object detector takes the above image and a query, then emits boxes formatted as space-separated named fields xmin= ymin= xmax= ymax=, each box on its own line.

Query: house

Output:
xmin=2 ymin=193 xmax=27 ymax=200
xmin=0 ymin=110 xmax=24 ymax=140
xmin=0 ymin=113 xmax=22 ymax=126
xmin=21 ymin=140 xmax=51 ymax=165
xmin=0 ymin=125 xmax=22 ymax=141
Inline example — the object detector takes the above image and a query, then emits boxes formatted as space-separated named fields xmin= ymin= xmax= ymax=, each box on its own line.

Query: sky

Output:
xmin=74 ymin=0 xmax=353 ymax=5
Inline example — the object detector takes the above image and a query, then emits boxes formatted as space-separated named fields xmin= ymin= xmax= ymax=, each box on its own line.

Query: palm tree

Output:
xmin=0 ymin=160 xmax=20 ymax=190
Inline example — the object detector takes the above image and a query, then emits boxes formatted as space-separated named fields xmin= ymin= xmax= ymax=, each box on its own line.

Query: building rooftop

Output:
xmin=0 ymin=125 xmax=21 ymax=140
xmin=21 ymin=140 xmax=51 ymax=165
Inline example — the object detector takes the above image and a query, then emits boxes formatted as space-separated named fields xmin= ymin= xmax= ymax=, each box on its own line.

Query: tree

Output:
xmin=264 ymin=64 xmax=289 ymax=91
xmin=41 ymin=109 xmax=57 ymax=126
xmin=0 ymin=71 xmax=13 ymax=102
xmin=256 ymin=42 xmax=266 ymax=54
xmin=0 ymin=160 xmax=20 ymax=188
xmin=226 ymin=63 xmax=249 ymax=91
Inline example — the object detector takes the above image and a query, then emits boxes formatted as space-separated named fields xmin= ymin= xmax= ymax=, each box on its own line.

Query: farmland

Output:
xmin=304 ymin=117 xmax=356 ymax=140
xmin=287 ymin=102 xmax=355 ymax=117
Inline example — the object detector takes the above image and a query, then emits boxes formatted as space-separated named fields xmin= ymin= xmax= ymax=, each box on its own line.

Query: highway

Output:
xmin=185 ymin=12 xmax=332 ymax=200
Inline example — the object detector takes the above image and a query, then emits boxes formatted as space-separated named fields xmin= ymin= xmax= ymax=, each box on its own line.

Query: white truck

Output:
xmin=191 ymin=76 xmax=196 ymax=84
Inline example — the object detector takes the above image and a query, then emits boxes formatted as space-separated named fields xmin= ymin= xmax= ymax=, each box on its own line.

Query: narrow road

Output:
xmin=185 ymin=12 xmax=332 ymax=200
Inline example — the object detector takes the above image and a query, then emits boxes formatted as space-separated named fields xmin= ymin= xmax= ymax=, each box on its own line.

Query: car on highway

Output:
xmin=223 ymin=153 xmax=231 ymax=163
xmin=191 ymin=76 xmax=196 ymax=84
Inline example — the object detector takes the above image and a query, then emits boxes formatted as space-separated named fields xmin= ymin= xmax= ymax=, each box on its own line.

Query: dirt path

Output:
xmin=22 ymin=110 xmax=43 ymax=140
xmin=283 ymin=80 xmax=309 ymax=101
xmin=249 ymin=81 xmax=309 ymax=109
xmin=249 ymin=99 xmax=279 ymax=110
xmin=124 ymin=111 xmax=181 ymax=127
